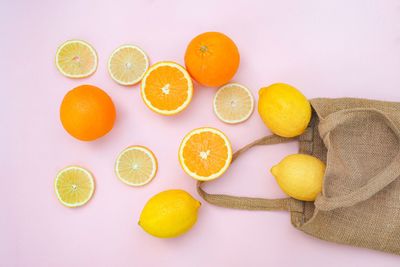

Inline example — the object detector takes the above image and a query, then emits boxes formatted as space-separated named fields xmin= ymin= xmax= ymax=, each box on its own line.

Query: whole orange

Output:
xmin=60 ymin=85 xmax=116 ymax=141
xmin=184 ymin=32 xmax=240 ymax=87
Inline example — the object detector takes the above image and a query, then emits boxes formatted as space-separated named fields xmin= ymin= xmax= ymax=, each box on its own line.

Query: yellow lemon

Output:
xmin=258 ymin=83 xmax=311 ymax=137
xmin=139 ymin=189 xmax=201 ymax=238
xmin=271 ymin=154 xmax=325 ymax=201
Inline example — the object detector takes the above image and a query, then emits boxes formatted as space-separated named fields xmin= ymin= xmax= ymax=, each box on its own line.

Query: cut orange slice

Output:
xmin=108 ymin=45 xmax=149 ymax=86
xmin=54 ymin=166 xmax=95 ymax=208
xmin=115 ymin=146 xmax=158 ymax=186
xmin=214 ymin=83 xmax=254 ymax=124
xmin=55 ymin=40 xmax=97 ymax=78
xmin=179 ymin=127 xmax=232 ymax=181
xmin=141 ymin=61 xmax=193 ymax=115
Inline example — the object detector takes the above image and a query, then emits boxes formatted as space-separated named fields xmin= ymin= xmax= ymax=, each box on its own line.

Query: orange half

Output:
xmin=179 ymin=127 xmax=232 ymax=181
xmin=141 ymin=62 xmax=193 ymax=115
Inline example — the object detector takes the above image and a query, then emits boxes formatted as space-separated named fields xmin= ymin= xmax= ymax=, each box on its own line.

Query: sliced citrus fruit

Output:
xmin=108 ymin=45 xmax=149 ymax=86
xmin=55 ymin=40 xmax=98 ymax=78
xmin=141 ymin=61 xmax=193 ymax=115
xmin=115 ymin=146 xmax=158 ymax=186
xmin=179 ymin=127 xmax=232 ymax=181
xmin=213 ymin=83 xmax=254 ymax=124
xmin=54 ymin=166 xmax=95 ymax=208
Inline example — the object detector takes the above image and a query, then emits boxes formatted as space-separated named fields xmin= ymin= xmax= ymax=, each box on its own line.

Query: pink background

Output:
xmin=2 ymin=0 xmax=400 ymax=266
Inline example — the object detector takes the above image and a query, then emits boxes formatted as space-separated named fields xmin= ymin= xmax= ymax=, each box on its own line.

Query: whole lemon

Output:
xmin=258 ymin=83 xmax=311 ymax=137
xmin=271 ymin=154 xmax=325 ymax=201
xmin=139 ymin=189 xmax=201 ymax=238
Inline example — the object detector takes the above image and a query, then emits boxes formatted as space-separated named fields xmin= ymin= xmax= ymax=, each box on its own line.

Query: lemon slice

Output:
xmin=54 ymin=166 xmax=95 ymax=208
xmin=55 ymin=40 xmax=98 ymax=78
xmin=213 ymin=83 xmax=254 ymax=124
xmin=115 ymin=146 xmax=158 ymax=186
xmin=108 ymin=45 xmax=149 ymax=85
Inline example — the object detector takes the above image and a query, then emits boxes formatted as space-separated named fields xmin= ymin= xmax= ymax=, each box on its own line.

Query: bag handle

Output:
xmin=196 ymin=135 xmax=304 ymax=212
xmin=315 ymin=108 xmax=400 ymax=211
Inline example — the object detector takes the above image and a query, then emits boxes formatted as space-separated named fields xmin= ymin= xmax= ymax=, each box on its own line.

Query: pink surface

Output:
xmin=2 ymin=0 xmax=400 ymax=266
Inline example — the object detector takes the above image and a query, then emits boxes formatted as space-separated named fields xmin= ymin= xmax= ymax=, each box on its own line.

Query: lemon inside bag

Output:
xmin=271 ymin=154 xmax=325 ymax=201
xmin=54 ymin=166 xmax=95 ymax=207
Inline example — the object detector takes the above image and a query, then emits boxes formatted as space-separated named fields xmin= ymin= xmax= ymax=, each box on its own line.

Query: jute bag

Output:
xmin=197 ymin=98 xmax=400 ymax=255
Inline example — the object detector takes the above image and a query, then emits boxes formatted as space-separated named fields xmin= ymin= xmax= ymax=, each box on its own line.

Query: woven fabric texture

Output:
xmin=197 ymin=98 xmax=400 ymax=255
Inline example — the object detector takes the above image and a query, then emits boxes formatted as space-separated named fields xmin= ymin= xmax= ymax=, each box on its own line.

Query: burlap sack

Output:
xmin=197 ymin=98 xmax=400 ymax=255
